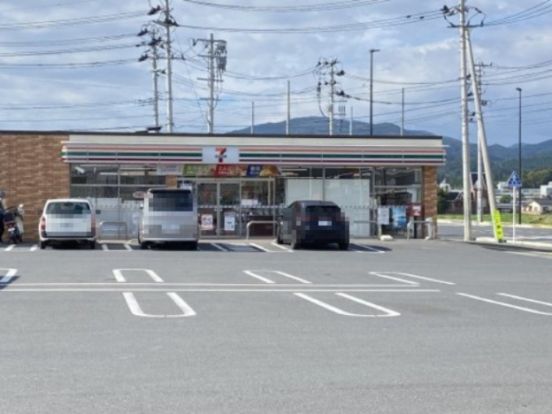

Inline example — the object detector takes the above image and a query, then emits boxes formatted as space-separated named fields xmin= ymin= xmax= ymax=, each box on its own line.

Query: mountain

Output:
xmin=229 ymin=116 xmax=552 ymax=187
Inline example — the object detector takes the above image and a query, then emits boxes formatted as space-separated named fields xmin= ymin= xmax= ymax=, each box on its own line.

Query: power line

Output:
xmin=180 ymin=0 xmax=387 ymax=12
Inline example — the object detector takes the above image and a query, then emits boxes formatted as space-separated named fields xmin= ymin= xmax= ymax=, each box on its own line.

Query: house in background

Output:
xmin=524 ymin=198 xmax=552 ymax=215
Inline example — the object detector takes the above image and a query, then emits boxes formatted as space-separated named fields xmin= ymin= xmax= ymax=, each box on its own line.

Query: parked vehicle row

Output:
xmin=35 ymin=191 xmax=349 ymax=250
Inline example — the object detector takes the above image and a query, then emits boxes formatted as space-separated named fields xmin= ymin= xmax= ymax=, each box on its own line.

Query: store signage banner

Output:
xmin=156 ymin=164 xmax=182 ymax=175
xmin=202 ymin=146 xmax=239 ymax=164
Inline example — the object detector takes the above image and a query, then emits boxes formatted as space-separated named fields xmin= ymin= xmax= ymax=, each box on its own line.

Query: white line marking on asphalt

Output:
xmin=393 ymin=272 xmax=456 ymax=286
xmin=505 ymin=251 xmax=552 ymax=260
xmin=353 ymin=245 xmax=385 ymax=253
xmin=113 ymin=269 xmax=164 ymax=283
xmin=4 ymin=245 xmax=15 ymax=251
xmin=457 ymin=293 xmax=552 ymax=316
xmin=270 ymin=241 xmax=292 ymax=251
xmin=101 ymin=244 xmax=108 ymax=251
xmin=248 ymin=242 xmax=271 ymax=252
xmin=0 ymin=282 xmax=431 ymax=288
xmin=274 ymin=271 xmax=312 ymax=284
xmin=211 ymin=243 xmax=229 ymax=252
xmin=0 ymin=268 xmax=17 ymax=283
xmin=498 ymin=293 xmax=552 ymax=308
xmin=30 ymin=245 xmax=38 ymax=252
xmin=369 ymin=272 xmax=419 ymax=286
xmin=166 ymin=292 xmax=197 ymax=317
xmin=295 ymin=293 xmax=400 ymax=317
xmin=124 ymin=243 xmax=132 ymax=251
xmin=1 ymin=288 xmax=441 ymax=293
xmin=336 ymin=293 xmax=401 ymax=317
xmin=243 ymin=270 xmax=275 ymax=284
xmin=122 ymin=292 xmax=196 ymax=318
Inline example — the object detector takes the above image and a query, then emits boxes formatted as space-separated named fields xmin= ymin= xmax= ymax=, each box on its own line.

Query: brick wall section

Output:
xmin=0 ymin=133 xmax=69 ymax=241
xmin=422 ymin=166 xmax=438 ymax=238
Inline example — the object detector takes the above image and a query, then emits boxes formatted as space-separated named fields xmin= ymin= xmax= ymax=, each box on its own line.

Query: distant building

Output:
xmin=524 ymin=198 xmax=552 ymax=215
xmin=540 ymin=182 xmax=552 ymax=198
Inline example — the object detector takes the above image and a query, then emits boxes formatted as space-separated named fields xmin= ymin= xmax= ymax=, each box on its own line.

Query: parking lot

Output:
xmin=1 ymin=239 xmax=551 ymax=413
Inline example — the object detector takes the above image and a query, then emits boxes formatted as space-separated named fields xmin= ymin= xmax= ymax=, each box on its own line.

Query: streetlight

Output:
xmin=516 ymin=87 xmax=522 ymax=225
xmin=369 ymin=48 xmax=380 ymax=136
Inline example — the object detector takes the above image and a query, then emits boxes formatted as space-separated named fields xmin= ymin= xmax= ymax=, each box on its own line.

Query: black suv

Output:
xmin=276 ymin=200 xmax=349 ymax=250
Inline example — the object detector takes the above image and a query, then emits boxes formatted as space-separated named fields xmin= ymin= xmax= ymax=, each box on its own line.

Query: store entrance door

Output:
xmin=197 ymin=181 xmax=241 ymax=237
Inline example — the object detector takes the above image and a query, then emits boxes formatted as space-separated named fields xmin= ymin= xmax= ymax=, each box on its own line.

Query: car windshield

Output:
xmin=150 ymin=190 xmax=193 ymax=212
xmin=46 ymin=202 xmax=91 ymax=215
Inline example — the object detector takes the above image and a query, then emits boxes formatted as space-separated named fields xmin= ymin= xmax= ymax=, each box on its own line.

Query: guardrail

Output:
xmin=98 ymin=221 xmax=129 ymax=240
xmin=246 ymin=220 xmax=276 ymax=239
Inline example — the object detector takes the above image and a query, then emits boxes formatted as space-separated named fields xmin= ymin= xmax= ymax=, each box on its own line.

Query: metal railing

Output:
xmin=246 ymin=220 xmax=277 ymax=239
xmin=98 ymin=221 xmax=129 ymax=240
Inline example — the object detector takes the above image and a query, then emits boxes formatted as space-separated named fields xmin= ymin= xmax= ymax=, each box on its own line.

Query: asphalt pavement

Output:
xmin=1 ymin=239 xmax=551 ymax=413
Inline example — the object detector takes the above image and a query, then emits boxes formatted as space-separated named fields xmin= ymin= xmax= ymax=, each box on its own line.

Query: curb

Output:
xmin=441 ymin=237 xmax=552 ymax=253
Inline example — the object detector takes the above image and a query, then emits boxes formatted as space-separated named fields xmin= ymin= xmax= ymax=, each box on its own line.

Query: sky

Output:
xmin=0 ymin=0 xmax=551 ymax=145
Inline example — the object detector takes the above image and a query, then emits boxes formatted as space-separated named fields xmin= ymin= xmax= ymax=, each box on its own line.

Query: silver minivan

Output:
xmin=39 ymin=198 xmax=96 ymax=249
xmin=138 ymin=188 xmax=199 ymax=249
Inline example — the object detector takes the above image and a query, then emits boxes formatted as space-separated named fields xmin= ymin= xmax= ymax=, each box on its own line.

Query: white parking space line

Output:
xmin=295 ymin=293 xmax=400 ymax=317
xmin=4 ymin=245 xmax=15 ymax=252
xmin=248 ymin=242 xmax=271 ymax=252
xmin=0 ymin=268 xmax=17 ymax=284
xmin=391 ymin=272 xmax=455 ymax=286
xmin=352 ymin=245 xmax=386 ymax=254
xmin=101 ymin=244 xmax=108 ymax=251
xmin=2 ymin=288 xmax=442 ymax=293
xmin=274 ymin=271 xmax=312 ymax=284
xmin=211 ymin=243 xmax=229 ymax=252
xmin=113 ymin=269 xmax=164 ymax=283
xmin=122 ymin=292 xmax=196 ymax=318
xmin=270 ymin=241 xmax=292 ymax=251
xmin=498 ymin=293 xmax=552 ymax=308
xmin=505 ymin=251 xmax=552 ymax=260
xmin=243 ymin=270 xmax=275 ymax=284
xmin=457 ymin=293 xmax=552 ymax=316
xmin=124 ymin=243 xmax=133 ymax=251
xmin=369 ymin=272 xmax=419 ymax=286
xmin=30 ymin=245 xmax=38 ymax=252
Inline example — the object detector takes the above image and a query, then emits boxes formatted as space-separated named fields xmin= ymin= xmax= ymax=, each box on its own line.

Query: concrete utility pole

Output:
xmin=329 ymin=63 xmax=335 ymax=136
xmin=459 ymin=0 xmax=472 ymax=241
xmin=151 ymin=41 xmax=161 ymax=131
xmin=162 ymin=0 xmax=174 ymax=133
xmin=350 ymin=106 xmax=354 ymax=136
xmin=369 ymin=48 xmax=380 ymax=136
xmin=401 ymin=88 xmax=405 ymax=136
xmin=251 ymin=101 xmax=255 ymax=135
xmin=286 ymin=80 xmax=291 ymax=135
xmin=138 ymin=24 xmax=162 ymax=132
xmin=196 ymin=33 xmax=227 ymax=134
xmin=516 ymin=87 xmax=522 ymax=225
xmin=466 ymin=29 xmax=500 ymax=241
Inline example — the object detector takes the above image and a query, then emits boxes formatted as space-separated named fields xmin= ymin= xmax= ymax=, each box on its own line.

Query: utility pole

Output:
xmin=369 ymin=48 xmax=380 ymax=136
xmin=466 ymin=26 xmax=500 ymax=241
xmin=251 ymin=101 xmax=255 ymax=135
xmin=329 ymin=63 xmax=335 ymax=136
xmin=286 ymin=80 xmax=291 ymax=135
xmin=161 ymin=0 xmax=176 ymax=132
xmin=443 ymin=1 xmax=472 ymax=241
xmin=401 ymin=88 xmax=405 ymax=136
xmin=195 ymin=34 xmax=227 ymax=134
xmin=137 ymin=25 xmax=163 ymax=132
xmin=315 ymin=59 xmax=345 ymax=136
xmin=516 ymin=87 xmax=522 ymax=225
xmin=350 ymin=106 xmax=354 ymax=136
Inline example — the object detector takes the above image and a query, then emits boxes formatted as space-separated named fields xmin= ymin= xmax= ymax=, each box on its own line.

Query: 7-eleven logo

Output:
xmin=215 ymin=147 xmax=227 ymax=163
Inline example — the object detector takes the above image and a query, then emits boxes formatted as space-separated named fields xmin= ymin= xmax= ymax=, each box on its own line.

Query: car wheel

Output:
xmin=39 ymin=241 xmax=47 ymax=250
xmin=89 ymin=241 xmax=96 ymax=250
xmin=189 ymin=241 xmax=198 ymax=250
xmin=338 ymin=241 xmax=349 ymax=251
xmin=139 ymin=242 xmax=148 ymax=250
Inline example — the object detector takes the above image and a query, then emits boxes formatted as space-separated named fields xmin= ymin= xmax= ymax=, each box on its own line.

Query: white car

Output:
xmin=39 ymin=198 xmax=96 ymax=249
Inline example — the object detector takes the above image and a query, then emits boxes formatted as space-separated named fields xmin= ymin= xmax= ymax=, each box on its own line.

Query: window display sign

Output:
xmin=156 ymin=164 xmax=182 ymax=175
xmin=377 ymin=207 xmax=390 ymax=225
xmin=224 ymin=212 xmax=236 ymax=232
xmin=391 ymin=206 xmax=407 ymax=229
xmin=200 ymin=214 xmax=214 ymax=231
